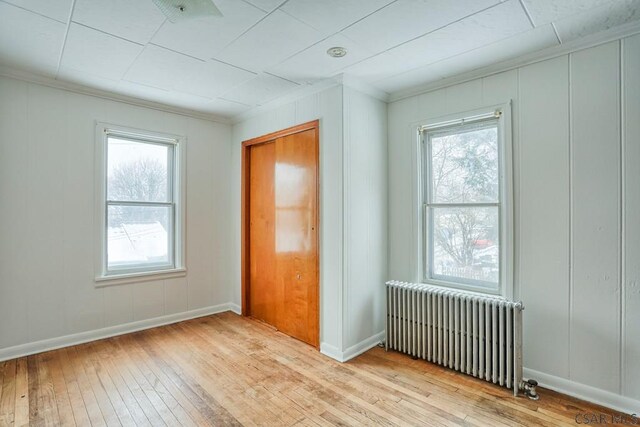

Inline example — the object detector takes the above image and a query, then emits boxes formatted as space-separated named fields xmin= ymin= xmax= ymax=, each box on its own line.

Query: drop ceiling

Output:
xmin=0 ymin=0 xmax=638 ymax=119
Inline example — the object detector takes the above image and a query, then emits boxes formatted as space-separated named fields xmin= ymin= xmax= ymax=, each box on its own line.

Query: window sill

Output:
xmin=95 ymin=268 xmax=186 ymax=287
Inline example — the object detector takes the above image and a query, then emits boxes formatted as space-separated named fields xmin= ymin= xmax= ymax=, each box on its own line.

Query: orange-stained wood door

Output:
xmin=248 ymin=141 xmax=279 ymax=328
xmin=243 ymin=121 xmax=319 ymax=348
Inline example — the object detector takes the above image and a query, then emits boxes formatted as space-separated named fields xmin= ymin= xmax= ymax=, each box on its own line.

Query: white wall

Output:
xmin=0 ymin=76 xmax=234 ymax=358
xmin=388 ymin=36 xmax=640 ymax=411
xmin=342 ymin=86 xmax=388 ymax=352
xmin=231 ymin=84 xmax=388 ymax=358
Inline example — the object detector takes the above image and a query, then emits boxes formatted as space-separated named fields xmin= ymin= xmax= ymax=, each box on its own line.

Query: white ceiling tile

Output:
xmin=281 ymin=0 xmax=393 ymax=36
xmin=61 ymin=23 xmax=143 ymax=80
xmin=374 ymin=24 xmax=558 ymax=93
xmin=124 ymin=44 xmax=203 ymax=91
xmin=243 ymin=0 xmax=284 ymax=13
xmin=268 ymin=34 xmax=374 ymax=84
xmin=388 ymin=0 xmax=532 ymax=70
xmin=521 ymin=0 xmax=616 ymax=26
xmin=2 ymin=0 xmax=72 ymax=23
xmin=221 ymin=73 xmax=299 ymax=105
xmin=174 ymin=59 xmax=256 ymax=98
xmin=216 ymin=10 xmax=322 ymax=71
xmin=57 ymin=66 xmax=122 ymax=92
xmin=554 ymin=0 xmax=640 ymax=43
xmin=151 ymin=0 xmax=266 ymax=60
xmin=73 ymin=0 xmax=166 ymax=44
xmin=341 ymin=50 xmax=416 ymax=83
xmin=341 ymin=0 xmax=500 ymax=53
xmin=0 ymin=2 xmax=66 ymax=76
xmin=203 ymin=98 xmax=251 ymax=116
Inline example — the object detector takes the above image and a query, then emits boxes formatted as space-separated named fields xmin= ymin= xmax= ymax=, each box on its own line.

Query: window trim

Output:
xmin=94 ymin=122 xmax=187 ymax=286
xmin=416 ymin=103 xmax=514 ymax=298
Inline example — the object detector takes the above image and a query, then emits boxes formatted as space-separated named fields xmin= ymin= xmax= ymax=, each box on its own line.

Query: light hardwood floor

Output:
xmin=0 ymin=312 xmax=622 ymax=426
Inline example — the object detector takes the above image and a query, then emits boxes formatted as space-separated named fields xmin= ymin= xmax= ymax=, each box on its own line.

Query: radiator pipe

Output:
xmin=520 ymin=378 xmax=540 ymax=400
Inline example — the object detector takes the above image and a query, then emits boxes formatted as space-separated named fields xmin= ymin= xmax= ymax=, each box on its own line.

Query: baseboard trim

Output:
xmin=342 ymin=331 xmax=386 ymax=362
xmin=524 ymin=368 xmax=640 ymax=414
xmin=320 ymin=342 xmax=343 ymax=362
xmin=0 ymin=303 xmax=239 ymax=362
xmin=320 ymin=331 xmax=385 ymax=363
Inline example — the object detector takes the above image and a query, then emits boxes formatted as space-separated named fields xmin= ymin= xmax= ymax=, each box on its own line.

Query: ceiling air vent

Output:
xmin=151 ymin=0 xmax=222 ymax=22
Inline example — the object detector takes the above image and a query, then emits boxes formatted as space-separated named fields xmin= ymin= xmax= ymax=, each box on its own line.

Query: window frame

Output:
xmin=94 ymin=122 xmax=186 ymax=286
xmin=417 ymin=104 xmax=513 ymax=298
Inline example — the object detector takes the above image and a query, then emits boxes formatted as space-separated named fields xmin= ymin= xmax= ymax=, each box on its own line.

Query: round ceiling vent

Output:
xmin=326 ymin=47 xmax=347 ymax=58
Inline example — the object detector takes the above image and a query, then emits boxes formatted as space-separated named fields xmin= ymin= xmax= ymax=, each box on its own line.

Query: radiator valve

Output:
xmin=522 ymin=379 xmax=540 ymax=400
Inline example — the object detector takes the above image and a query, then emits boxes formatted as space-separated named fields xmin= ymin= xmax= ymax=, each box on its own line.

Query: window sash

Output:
xmin=105 ymin=201 xmax=176 ymax=275
xmin=421 ymin=116 xmax=503 ymax=293
xmin=424 ymin=205 xmax=501 ymax=290
xmin=103 ymin=134 xmax=178 ymax=276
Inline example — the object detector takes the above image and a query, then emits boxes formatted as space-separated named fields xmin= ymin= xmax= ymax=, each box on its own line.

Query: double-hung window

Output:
xmin=96 ymin=124 xmax=185 ymax=283
xmin=420 ymin=107 xmax=512 ymax=295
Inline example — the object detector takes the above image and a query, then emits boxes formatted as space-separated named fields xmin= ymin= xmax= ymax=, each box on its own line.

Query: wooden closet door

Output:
xmin=248 ymin=142 xmax=280 ymax=328
xmin=275 ymin=129 xmax=318 ymax=347
xmin=242 ymin=121 xmax=319 ymax=348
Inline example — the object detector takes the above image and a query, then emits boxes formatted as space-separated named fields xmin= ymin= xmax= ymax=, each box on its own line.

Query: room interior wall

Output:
xmin=387 ymin=35 xmax=640 ymax=412
xmin=231 ymin=85 xmax=345 ymax=353
xmin=231 ymin=84 xmax=389 ymax=360
xmin=342 ymin=86 xmax=388 ymax=354
xmin=0 ymin=75 xmax=235 ymax=360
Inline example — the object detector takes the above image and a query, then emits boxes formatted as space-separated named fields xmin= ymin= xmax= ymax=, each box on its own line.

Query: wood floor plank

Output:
xmin=54 ymin=349 xmax=91 ymax=427
xmin=72 ymin=345 xmax=122 ymax=426
xmin=0 ymin=359 xmax=17 ymax=426
xmin=100 ymin=337 xmax=179 ymax=427
xmin=144 ymin=324 xmax=263 ymax=426
xmin=46 ymin=351 xmax=75 ymax=426
xmin=26 ymin=355 xmax=42 ymax=425
xmin=34 ymin=352 xmax=62 ymax=426
xmin=113 ymin=336 xmax=214 ymax=427
xmin=0 ymin=361 xmax=5 ymax=411
xmin=112 ymin=337 xmax=198 ymax=427
xmin=63 ymin=347 xmax=108 ymax=427
xmin=99 ymin=338 xmax=166 ymax=427
xmin=0 ymin=312 xmax=626 ymax=427
xmin=86 ymin=341 xmax=151 ymax=427
xmin=13 ymin=358 xmax=29 ymax=427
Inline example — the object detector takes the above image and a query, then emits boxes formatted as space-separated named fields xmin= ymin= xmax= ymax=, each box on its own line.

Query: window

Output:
xmin=95 ymin=124 xmax=185 ymax=283
xmin=420 ymin=107 xmax=512 ymax=295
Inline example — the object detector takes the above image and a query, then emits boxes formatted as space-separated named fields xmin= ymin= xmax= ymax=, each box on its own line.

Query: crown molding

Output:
xmin=0 ymin=65 xmax=232 ymax=124
xmin=388 ymin=20 xmax=640 ymax=102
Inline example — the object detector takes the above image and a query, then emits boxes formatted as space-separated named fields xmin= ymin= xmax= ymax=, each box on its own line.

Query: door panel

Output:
xmin=248 ymin=141 xmax=279 ymax=327
xmin=275 ymin=129 xmax=319 ymax=347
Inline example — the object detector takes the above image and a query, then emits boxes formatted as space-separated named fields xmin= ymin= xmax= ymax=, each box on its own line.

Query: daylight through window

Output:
xmin=422 ymin=113 xmax=507 ymax=293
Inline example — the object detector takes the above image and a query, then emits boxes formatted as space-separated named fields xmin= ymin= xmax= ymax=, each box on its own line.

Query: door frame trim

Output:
xmin=241 ymin=120 xmax=320 ymax=346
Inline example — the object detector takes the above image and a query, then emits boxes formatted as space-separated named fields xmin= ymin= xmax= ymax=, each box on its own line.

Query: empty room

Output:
xmin=0 ymin=0 xmax=638 ymax=425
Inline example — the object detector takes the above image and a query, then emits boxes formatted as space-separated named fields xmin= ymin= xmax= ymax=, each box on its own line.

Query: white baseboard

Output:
xmin=320 ymin=342 xmax=343 ymax=361
xmin=320 ymin=331 xmax=385 ymax=363
xmin=524 ymin=368 xmax=640 ymax=415
xmin=227 ymin=303 xmax=241 ymax=315
xmin=0 ymin=303 xmax=239 ymax=362
xmin=342 ymin=331 xmax=385 ymax=362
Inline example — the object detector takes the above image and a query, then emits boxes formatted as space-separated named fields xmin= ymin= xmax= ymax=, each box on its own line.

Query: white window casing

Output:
xmin=94 ymin=122 xmax=186 ymax=286
xmin=417 ymin=103 xmax=514 ymax=299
